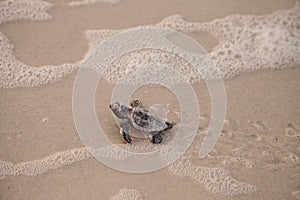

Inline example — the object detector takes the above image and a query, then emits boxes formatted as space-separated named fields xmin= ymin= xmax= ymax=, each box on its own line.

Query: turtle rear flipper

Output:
xmin=151 ymin=133 xmax=162 ymax=144
xmin=165 ymin=122 xmax=173 ymax=130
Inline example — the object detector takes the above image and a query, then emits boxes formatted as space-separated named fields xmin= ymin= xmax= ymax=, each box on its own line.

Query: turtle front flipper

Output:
xmin=151 ymin=132 xmax=162 ymax=144
xmin=122 ymin=131 xmax=132 ymax=143
xmin=120 ymin=119 xmax=132 ymax=143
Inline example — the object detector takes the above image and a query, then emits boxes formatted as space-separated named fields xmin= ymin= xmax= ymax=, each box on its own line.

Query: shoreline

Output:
xmin=0 ymin=0 xmax=299 ymax=199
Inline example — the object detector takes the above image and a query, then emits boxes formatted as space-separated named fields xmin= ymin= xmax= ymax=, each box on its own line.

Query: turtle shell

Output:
xmin=130 ymin=107 xmax=167 ymax=132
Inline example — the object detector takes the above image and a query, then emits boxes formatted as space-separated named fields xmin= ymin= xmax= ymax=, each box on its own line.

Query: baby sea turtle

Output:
xmin=109 ymin=100 xmax=173 ymax=144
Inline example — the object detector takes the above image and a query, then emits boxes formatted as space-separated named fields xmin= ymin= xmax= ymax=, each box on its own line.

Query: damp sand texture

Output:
xmin=0 ymin=0 xmax=300 ymax=200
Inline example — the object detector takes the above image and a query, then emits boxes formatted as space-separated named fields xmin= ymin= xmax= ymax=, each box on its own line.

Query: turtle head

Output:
xmin=109 ymin=102 xmax=132 ymax=119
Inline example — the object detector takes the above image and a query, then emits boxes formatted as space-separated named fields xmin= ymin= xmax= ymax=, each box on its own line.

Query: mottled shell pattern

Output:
xmin=129 ymin=107 xmax=167 ymax=132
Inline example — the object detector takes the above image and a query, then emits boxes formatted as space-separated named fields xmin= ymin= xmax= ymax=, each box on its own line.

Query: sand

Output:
xmin=0 ymin=0 xmax=300 ymax=199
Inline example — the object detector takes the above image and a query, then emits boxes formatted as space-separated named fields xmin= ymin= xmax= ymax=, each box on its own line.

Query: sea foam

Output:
xmin=0 ymin=1 xmax=299 ymax=88
xmin=0 ymin=141 xmax=257 ymax=196
xmin=2 ymin=119 xmax=298 ymax=195
xmin=111 ymin=189 xmax=143 ymax=200
xmin=0 ymin=0 xmax=52 ymax=24
xmin=168 ymin=155 xmax=256 ymax=195
xmin=68 ymin=0 xmax=120 ymax=6
xmin=0 ymin=0 xmax=78 ymax=89
xmin=0 ymin=32 xmax=78 ymax=88
xmin=292 ymin=191 xmax=300 ymax=200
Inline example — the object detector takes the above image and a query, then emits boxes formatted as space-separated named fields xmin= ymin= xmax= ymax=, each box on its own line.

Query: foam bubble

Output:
xmin=229 ymin=147 xmax=255 ymax=168
xmin=111 ymin=189 xmax=143 ymax=200
xmin=286 ymin=123 xmax=300 ymax=138
xmin=252 ymin=121 xmax=271 ymax=132
xmin=230 ymin=157 xmax=255 ymax=169
xmin=42 ymin=117 xmax=49 ymax=123
xmin=289 ymin=152 xmax=300 ymax=164
xmin=263 ymin=150 xmax=276 ymax=161
xmin=291 ymin=191 xmax=300 ymax=200
xmin=0 ymin=0 xmax=52 ymax=24
xmin=68 ymin=0 xmax=120 ymax=6
xmin=168 ymin=155 xmax=256 ymax=195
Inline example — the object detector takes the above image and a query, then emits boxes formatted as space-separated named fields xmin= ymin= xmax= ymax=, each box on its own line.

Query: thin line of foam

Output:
xmin=68 ymin=0 xmax=120 ymax=6
xmin=1 ymin=120 xmax=299 ymax=193
xmin=0 ymin=143 xmax=256 ymax=196
xmin=110 ymin=188 xmax=143 ymax=200
xmin=168 ymin=155 xmax=256 ymax=196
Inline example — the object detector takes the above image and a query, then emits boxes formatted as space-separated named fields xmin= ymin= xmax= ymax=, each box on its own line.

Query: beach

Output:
xmin=0 ymin=0 xmax=299 ymax=199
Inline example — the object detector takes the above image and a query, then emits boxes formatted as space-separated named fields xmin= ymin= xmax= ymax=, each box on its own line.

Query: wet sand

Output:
xmin=1 ymin=67 xmax=299 ymax=199
xmin=0 ymin=0 xmax=300 ymax=199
